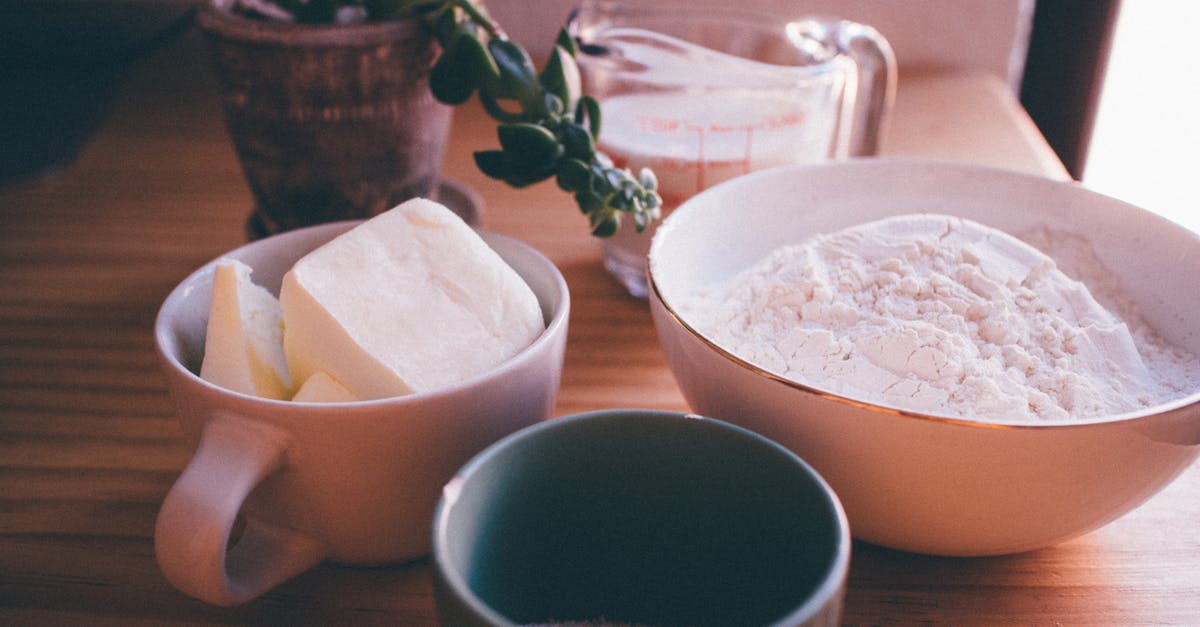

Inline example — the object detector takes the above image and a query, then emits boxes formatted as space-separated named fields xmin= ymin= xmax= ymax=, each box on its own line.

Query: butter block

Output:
xmin=199 ymin=259 xmax=292 ymax=399
xmin=292 ymin=371 xmax=359 ymax=403
xmin=279 ymin=198 xmax=544 ymax=399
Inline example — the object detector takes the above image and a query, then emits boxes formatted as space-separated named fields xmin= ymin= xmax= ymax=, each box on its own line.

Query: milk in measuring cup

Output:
xmin=600 ymin=91 xmax=840 ymax=206
xmin=598 ymin=90 xmax=840 ymax=296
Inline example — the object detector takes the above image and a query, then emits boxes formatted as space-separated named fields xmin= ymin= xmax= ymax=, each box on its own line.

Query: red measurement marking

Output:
xmin=687 ymin=123 xmax=705 ymax=191
xmin=699 ymin=123 xmax=758 ymax=187
xmin=642 ymin=116 xmax=681 ymax=133
xmin=619 ymin=109 xmax=808 ymax=194
xmin=743 ymin=126 xmax=753 ymax=175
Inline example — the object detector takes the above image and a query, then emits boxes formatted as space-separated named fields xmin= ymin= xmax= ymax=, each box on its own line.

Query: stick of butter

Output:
xmin=280 ymin=198 xmax=545 ymax=400
xmin=199 ymin=259 xmax=292 ymax=399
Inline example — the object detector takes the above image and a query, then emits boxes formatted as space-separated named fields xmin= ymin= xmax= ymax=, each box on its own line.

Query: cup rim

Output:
xmin=153 ymin=220 xmax=570 ymax=411
xmin=431 ymin=408 xmax=852 ymax=626
xmin=567 ymin=0 xmax=847 ymax=75
xmin=570 ymin=0 xmax=821 ymax=35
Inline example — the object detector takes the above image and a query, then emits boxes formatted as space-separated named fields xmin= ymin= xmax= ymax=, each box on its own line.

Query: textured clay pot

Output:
xmin=196 ymin=2 xmax=453 ymax=238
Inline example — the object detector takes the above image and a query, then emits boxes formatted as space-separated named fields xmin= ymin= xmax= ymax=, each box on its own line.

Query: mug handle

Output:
xmin=154 ymin=412 xmax=327 ymax=606
xmin=789 ymin=19 xmax=897 ymax=157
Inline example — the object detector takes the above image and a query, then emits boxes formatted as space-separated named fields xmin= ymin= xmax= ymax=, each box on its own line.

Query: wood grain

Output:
xmin=1 ymin=29 xmax=1195 ymax=625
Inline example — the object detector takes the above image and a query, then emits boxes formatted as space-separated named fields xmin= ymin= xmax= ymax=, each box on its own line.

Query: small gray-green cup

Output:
xmin=432 ymin=410 xmax=850 ymax=626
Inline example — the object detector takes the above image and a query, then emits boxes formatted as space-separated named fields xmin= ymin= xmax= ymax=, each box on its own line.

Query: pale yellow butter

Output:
xmin=199 ymin=259 xmax=292 ymax=399
xmin=291 ymin=371 xmax=359 ymax=403
xmin=279 ymin=198 xmax=544 ymax=400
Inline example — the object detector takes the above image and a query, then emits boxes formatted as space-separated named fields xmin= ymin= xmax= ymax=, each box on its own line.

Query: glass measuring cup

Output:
xmin=568 ymin=0 xmax=896 ymax=298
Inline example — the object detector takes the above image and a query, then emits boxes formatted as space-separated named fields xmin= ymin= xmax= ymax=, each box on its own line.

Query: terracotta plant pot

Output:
xmin=196 ymin=1 xmax=453 ymax=238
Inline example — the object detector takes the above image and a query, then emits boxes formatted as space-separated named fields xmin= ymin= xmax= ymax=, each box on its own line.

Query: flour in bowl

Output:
xmin=678 ymin=214 xmax=1200 ymax=422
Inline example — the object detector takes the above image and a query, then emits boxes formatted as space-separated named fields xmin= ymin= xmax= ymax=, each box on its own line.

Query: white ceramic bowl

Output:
xmin=648 ymin=158 xmax=1200 ymax=556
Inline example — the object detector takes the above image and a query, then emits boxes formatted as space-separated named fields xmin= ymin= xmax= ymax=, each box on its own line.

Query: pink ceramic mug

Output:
xmin=152 ymin=221 xmax=569 ymax=606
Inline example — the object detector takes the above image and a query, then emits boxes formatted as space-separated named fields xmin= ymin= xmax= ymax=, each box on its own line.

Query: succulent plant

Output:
xmin=229 ymin=0 xmax=662 ymax=237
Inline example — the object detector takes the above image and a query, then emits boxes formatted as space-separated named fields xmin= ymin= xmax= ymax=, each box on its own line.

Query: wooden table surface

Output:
xmin=2 ymin=30 xmax=1198 ymax=625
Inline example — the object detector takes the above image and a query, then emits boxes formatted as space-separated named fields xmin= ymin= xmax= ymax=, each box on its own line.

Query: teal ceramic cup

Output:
xmin=432 ymin=410 xmax=850 ymax=626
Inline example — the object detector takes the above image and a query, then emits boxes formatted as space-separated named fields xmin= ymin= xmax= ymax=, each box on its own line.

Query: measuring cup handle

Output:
xmin=830 ymin=20 xmax=897 ymax=157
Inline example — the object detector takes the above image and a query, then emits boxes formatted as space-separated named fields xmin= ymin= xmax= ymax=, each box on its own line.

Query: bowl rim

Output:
xmin=431 ymin=409 xmax=852 ymax=626
xmin=647 ymin=157 xmax=1200 ymax=430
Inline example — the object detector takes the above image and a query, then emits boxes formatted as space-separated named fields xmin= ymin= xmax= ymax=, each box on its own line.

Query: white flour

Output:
xmin=679 ymin=214 xmax=1200 ymax=422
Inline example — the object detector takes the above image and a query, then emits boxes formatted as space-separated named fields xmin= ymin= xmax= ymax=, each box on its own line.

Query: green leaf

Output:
xmin=603 ymin=168 xmax=624 ymax=190
xmin=644 ymin=191 xmax=662 ymax=211
xmin=539 ymin=45 xmax=581 ymax=110
xmin=476 ymin=147 xmax=555 ymax=189
xmin=555 ymin=158 xmax=591 ymax=191
xmin=458 ymin=31 xmax=500 ymax=85
xmin=637 ymin=167 xmax=658 ymax=191
xmin=503 ymin=162 xmax=557 ymax=188
xmin=589 ymin=211 xmax=619 ymax=237
xmin=575 ymin=95 xmax=602 ymax=140
xmin=555 ymin=27 xmax=578 ymax=58
xmin=618 ymin=182 xmax=636 ymax=207
xmin=575 ymin=189 xmax=605 ymax=214
xmin=632 ymin=200 xmax=651 ymax=230
xmin=560 ymin=123 xmax=595 ymax=162
xmin=497 ymin=123 xmax=563 ymax=166
xmin=473 ymin=150 xmax=513 ymax=180
xmin=429 ymin=41 xmax=474 ymax=105
xmin=485 ymin=39 xmax=539 ymax=104
xmin=543 ymin=93 xmax=565 ymax=118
